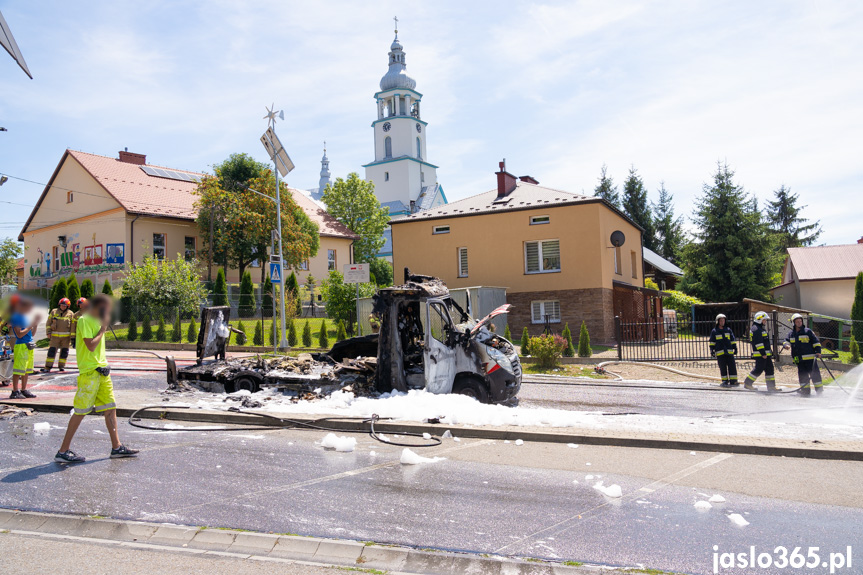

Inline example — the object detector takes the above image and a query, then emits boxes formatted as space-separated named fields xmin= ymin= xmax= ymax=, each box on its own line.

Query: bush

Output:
xmin=578 ymin=321 xmax=592 ymax=357
xmin=520 ymin=327 xmax=531 ymax=356
xmin=101 ymin=279 xmax=114 ymax=296
xmin=561 ymin=323 xmax=575 ymax=357
xmin=504 ymin=324 xmax=512 ymax=341
xmin=270 ymin=320 xmax=279 ymax=346
xmin=155 ymin=316 xmax=167 ymax=341
xmin=288 ymin=319 xmax=297 ymax=347
xmin=852 ymin=273 xmax=863 ymax=344
xmin=124 ymin=256 xmax=208 ymax=317
xmin=644 ymin=277 xmax=660 ymax=290
xmin=318 ymin=319 xmax=329 ymax=348
xmin=336 ymin=320 xmax=347 ymax=342
xmin=850 ymin=337 xmax=861 ymax=364
xmin=171 ymin=312 xmax=182 ymax=342
xmin=140 ymin=313 xmax=153 ymax=341
xmin=235 ymin=321 xmax=247 ymax=345
xmin=212 ymin=268 xmax=228 ymax=307
xmin=127 ymin=313 xmax=138 ymax=341
xmin=239 ymin=271 xmax=255 ymax=317
xmin=529 ymin=334 xmax=567 ymax=368
xmin=80 ymin=279 xmax=95 ymax=301
xmin=302 ymin=320 xmax=312 ymax=347
xmin=253 ymin=320 xmax=263 ymax=346
xmin=119 ymin=283 xmax=133 ymax=323
xmin=262 ymin=274 xmax=273 ymax=317
xmin=66 ymin=274 xmax=81 ymax=311
xmin=662 ymin=290 xmax=704 ymax=318
xmin=50 ymin=278 xmax=67 ymax=310
xmin=187 ymin=318 xmax=198 ymax=343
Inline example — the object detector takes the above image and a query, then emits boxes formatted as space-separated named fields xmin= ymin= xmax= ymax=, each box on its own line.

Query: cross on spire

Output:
xmin=393 ymin=15 xmax=398 ymax=35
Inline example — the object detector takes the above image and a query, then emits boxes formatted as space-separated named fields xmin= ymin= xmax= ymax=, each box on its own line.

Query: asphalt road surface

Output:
xmin=2 ymin=384 xmax=862 ymax=575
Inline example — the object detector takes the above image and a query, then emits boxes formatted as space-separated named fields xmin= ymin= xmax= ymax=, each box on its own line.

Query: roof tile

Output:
xmin=787 ymin=243 xmax=863 ymax=281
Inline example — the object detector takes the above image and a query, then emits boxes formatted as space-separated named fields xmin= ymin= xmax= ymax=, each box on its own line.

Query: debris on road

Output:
xmin=0 ymin=405 xmax=34 ymax=420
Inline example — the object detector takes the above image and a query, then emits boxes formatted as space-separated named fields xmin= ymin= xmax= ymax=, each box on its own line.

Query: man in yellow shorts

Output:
xmin=55 ymin=294 xmax=138 ymax=463
xmin=8 ymin=294 xmax=41 ymax=399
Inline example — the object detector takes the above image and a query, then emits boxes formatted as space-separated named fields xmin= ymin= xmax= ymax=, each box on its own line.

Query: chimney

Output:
xmin=496 ymin=160 xmax=517 ymax=198
xmin=118 ymin=150 xmax=146 ymax=165
xmin=858 ymin=236 xmax=863 ymax=244
xmin=519 ymin=175 xmax=539 ymax=185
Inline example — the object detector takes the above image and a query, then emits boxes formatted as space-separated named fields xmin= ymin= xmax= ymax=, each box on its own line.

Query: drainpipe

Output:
xmin=129 ymin=215 xmax=140 ymax=265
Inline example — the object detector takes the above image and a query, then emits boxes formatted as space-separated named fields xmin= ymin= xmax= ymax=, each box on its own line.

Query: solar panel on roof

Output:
xmin=140 ymin=166 xmax=202 ymax=183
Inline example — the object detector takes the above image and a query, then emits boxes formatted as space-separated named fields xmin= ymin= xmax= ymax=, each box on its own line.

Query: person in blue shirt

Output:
xmin=8 ymin=295 xmax=41 ymax=399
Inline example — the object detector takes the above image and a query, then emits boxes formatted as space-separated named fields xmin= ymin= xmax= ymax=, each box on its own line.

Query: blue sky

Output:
xmin=1 ymin=0 xmax=861 ymax=244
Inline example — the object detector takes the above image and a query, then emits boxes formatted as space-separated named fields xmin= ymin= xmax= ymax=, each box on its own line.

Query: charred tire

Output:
xmin=453 ymin=375 xmax=491 ymax=404
xmin=225 ymin=374 xmax=261 ymax=394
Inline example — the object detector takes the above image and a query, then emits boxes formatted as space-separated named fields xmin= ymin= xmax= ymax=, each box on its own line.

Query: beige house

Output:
xmin=390 ymin=162 xmax=648 ymax=342
xmin=770 ymin=240 xmax=863 ymax=319
xmin=19 ymin=149 xmax=356 ymax=292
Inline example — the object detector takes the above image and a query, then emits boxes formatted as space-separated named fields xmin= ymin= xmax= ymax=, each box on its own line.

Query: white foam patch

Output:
xmin=441 ymin=430 xmax=453 ymax=438
xmin=515 ymin=439 xmax=524 ymax=446
xmin=320 ymin=433 xmax=357 ymax=452
xmin=593 ymin=481 xmax=622 ymax=498
xmin=33 ymin=422 xmax=50 ymax=433
xmin=567 ymin=443 xmax=579 ymax=448
xmin=727 ymin=513 xmax=749 ymax=526
xmin=400 ymin=448 xmax=445 ymax=465
xmin=694 ymin=501 xmax=713 ymax=511
xmin=709 ymin=494 xmax=726 ymax=503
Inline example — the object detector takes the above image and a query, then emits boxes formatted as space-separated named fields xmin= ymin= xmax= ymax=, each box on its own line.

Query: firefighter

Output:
xmin=42 ymin=297 xmax=75 ymax=372
xmin=709 ymin=314 xmax=738 ymax=387
xmin=70 ymin=297 xmax=90 ymax=347
xmin=743 ymin=311 xmax=777 ymax=392
xmin=782 ymin=313 xmax=823 ymax=396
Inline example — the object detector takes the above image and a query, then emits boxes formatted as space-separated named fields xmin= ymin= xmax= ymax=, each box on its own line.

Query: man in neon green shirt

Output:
xmin=55 ymin=294 xmax=138 ymax=463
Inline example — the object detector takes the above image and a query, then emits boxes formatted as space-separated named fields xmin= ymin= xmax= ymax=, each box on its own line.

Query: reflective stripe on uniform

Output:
xmin=51 ymin=332 xmax=71 ymax=337
xmin=74 ymin=406 xmax=94 ymax=415
xmin=801 ymin=354 xmax=817 ymax=360
xmin=755 ymin=343 xmax=765 ymax=349
xmin=752 ymin=352 xmax=761 ymax=358
xmin=93 ymin=402 xmax=116 ymax=412
xmin=716 ymin=350 xmax=725 ymax=356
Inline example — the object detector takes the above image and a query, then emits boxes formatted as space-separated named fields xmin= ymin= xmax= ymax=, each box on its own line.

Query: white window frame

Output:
xmin=153 ymin=233 xmax=166 ymax=260
xmin=327 ymin=249 xmax=336 ymax=271
xmin=524 ymin=239 xmax=561 ymax=274
xmin=457 ymin=247 xmax=468 ymax=278
xmin=298 ymin=260 xmax=309 ymax=271
xmin=530 ymin=215 xmax=550 ymax=225
xmin=433 ymin=225 xmax=450 ymax=235
xmin=531 ymin=300 xmax=561 ymax=324
xmin=614 ymin=246 xmax=622 ymax=275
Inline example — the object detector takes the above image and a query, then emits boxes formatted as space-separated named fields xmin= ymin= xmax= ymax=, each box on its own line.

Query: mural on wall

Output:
xmin=28 ymin=235 xmax=126 ymax=280
xmin=106 ymin=243 xmax=125 ymax=265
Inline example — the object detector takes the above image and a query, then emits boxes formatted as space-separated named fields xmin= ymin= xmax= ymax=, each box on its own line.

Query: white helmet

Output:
xmin=753 ymin=311 xmax=769 ymax=325
xmin=715 ymin=313 xmax=726 ymax=322
xmin=791 ymin=313 xmax=804 ymax=323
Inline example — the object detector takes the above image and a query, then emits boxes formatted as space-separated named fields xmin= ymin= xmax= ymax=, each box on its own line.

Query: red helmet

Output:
xmin=59 ymin=298 xmax=71 ymax=306
xmin=9 ymin=294 xmax=20 ymax=306
xmin=77 ymin=297 xmax=88 ymax=306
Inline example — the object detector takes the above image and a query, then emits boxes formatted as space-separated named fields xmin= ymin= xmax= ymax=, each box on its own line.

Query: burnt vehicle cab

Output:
xmin=374 ymin=270 xmax=521 ymax=403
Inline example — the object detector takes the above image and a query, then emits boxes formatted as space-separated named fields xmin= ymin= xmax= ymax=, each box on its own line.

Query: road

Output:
xmin=2 ymin=373 xmax=862 ymax=575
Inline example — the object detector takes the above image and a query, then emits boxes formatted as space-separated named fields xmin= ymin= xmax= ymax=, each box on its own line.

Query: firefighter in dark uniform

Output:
xmin=42 ymin=297 xmax=75 ymax=372
xmin=782 ymin=313 xmax=823 ymax=396
xmin=708 ymin=313 xmax=738 ymax=387
xmin=743 ymin=311 xmax=777 ymax=392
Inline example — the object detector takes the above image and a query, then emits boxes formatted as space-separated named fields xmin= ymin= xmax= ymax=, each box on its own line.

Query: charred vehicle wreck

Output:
xmin=166 ymin=270 xmax=521 ymax=404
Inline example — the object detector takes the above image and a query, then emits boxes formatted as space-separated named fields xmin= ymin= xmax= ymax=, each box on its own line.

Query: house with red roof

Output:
xmin=18 ymin=149 xmax=357 ymax=291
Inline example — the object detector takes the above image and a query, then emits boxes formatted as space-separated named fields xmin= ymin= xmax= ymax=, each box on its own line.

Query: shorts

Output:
xmin=73 ymin=370 xmax=116 ymax=415
xmin=12 ymin=344 xmax=34 ymax=376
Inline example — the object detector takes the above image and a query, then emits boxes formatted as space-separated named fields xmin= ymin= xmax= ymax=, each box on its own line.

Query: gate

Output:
xmin=616 ymin=316 xmax=752 ymax=362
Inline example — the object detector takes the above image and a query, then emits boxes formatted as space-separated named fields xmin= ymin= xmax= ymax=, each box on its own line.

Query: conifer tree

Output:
xmin=80 ymin=278 xmax=95 ymax=300
xmin=287 ymin=318 xmax=297 ymax=347
xmin=212 ymin=268 xmax=228 ymax=306
xmin=593 ymin=164 xmax=620 ymax=207
xmin=578 ymin=321 xmax=592 ymax=357
xmin=127 ymin=313 xmax=138 ymax=341
xmin=140 ymin=312 xmax=153 ymax=341
xmin=234 ymin=321 xmax=247 ymax=345
xmin=621 ymin=166 xmax=657 ymax=250
xmin=561 ymin=323 xmax=575 ymax=357
xmin=336 ymin=320 xmax=347 ymax=342
xmin=50 ymin=278 xmax=67 ymax=310
xmin=520 ymin=327 xmax=530 ymax=356
xmin=171 ymin=312 xmax=182 ymax=342
xmin=238 ymin=271 xmax=255 ymax=317
xmin=262 ymin=274 xmax=273 ymax=317
xmin=318 ymin=319 xmax=329 ymax=348
xmin=253 ymin=320 xmax=264 ymax=346
xmin=101 ymin=279 xmax=114 ymax=296
xmin=852 ymin=272 xmax=863 ymax=344
xmin=155 ymin=316 xmax=167 ymax=341
xmin=504 ymin=324 xmax=512 ymax=341
xmin=187 ymin=318 xmax=198 ymax=343
xmin=850 ymin=337 xmax=860 ymax=365
xmin=767 ymin=185 xmax=822 ymax=252
xmin=66 ymin=274 xmax=81 ymax=311
xmin=302 ymin=320 xmax=312 ymax=347
xmin=651 ymin=182 xmax=686 ymax=264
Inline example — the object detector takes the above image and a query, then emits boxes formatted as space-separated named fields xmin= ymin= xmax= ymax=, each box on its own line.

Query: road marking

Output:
xmin=162 ymin=438 xmax=493 ymax=516
xmin=494 ymin=452 xmax=733 ymax=554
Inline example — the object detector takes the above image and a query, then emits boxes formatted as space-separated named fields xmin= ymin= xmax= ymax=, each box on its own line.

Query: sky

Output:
xmin=1 ymin=0 xmax=861 ymax=244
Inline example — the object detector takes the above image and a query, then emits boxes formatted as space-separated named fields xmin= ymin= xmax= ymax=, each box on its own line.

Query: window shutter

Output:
xmin=542 ymin=240 xmax=560 ymax=271
xmin=525 ymin=242 xmax=540 ymax=273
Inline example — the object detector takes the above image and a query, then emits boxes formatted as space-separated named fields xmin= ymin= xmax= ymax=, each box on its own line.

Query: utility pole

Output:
xmin=208 ymin=202 xmax=214 ymax=282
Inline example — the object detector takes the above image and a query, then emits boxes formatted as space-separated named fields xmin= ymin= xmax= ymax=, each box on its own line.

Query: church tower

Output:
xmin=364 ymin=18 xmax=446 ymax=220
xmin=318 ymin=142 xmax=331 ymax=193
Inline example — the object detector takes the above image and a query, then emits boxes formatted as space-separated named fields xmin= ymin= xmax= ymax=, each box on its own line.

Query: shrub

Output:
xmin=662 ymin=289 xmax=704 ymax=318
xmin=171 ymin=312 xmax=182 ymax=342
xmin=336 ymin=320 xmax=347 ymax=342
xmin=852 ymin=273 xmax=863 ymax=344
xmin=318 ymin=319 xmax=330 ymax=348
xmin=140 ymin=313 xmax=153 ymax=341
xmin=520 ymin=327 xmax=531 ymax=356
xmin=529 ymin=334 xmax=567 ymax=368
xmin=50 ymin=278 xmax=67 ymax=310
xmin=212 ymin=268 xmax=228 ymax=306
xmin=253 ymin=320 xmax=263 ymax=346
xmin=644 ymin=277 xmax=660 ymax=290
xmin=119 ymin=283 xmax=133 ymax=323
xmin=80 ymin=278 xmax=95 ymax=300
xmin=270 ymin=320 xmax=279 ymax=346
xmin=187 ymin=318 xmax=198 ymax=343
xmin=101 ymin=279 xmax=114 ymax=296
xmin=238 ymin=271 xmax=255 ymax=317
xmin=850 ymin=338 xmax=861 ymax=364
xmin=302 ymin=320 xmax=312 ymax=347
xmin=262 ymin=274 xmax=273 ymax=317
xmin=155 ymin=316 xmax=167 ymax=341
xmin=504 ymin=324 xmax=512 ymax=341
xmin=578 ymin=321 xmax=592 ymax=357
xmin=127 ymin=313 xmax=138 ymax=341
xmin=234 ymin=321 xmax=247 ymax=345
xmin=288 ymin=319 xmax=297 ymax=347
xmin=66 ymin=274 xmax=81 ymax=311
xmin=561 ymin=323 xmax=575 ymax=357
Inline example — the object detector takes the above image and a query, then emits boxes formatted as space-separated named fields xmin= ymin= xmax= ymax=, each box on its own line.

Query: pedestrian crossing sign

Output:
xmin=269 ymin=262 xmax=282 ymax=284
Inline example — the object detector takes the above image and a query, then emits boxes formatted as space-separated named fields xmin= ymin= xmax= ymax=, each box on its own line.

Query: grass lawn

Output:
xmin=523 ymin=364 xmax=608 ymax=378
xmin=105 ymin=316 xmax=347 ymax=346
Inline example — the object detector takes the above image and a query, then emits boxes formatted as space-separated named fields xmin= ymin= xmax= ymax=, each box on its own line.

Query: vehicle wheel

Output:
xmin=231 ymin=376 xmax=260 ymax=393
xmin=453 ymin=375 xmax=490 ymax=404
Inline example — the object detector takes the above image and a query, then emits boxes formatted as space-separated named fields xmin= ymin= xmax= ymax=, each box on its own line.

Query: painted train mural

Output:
xmin=28 ymin=237 xmax=125 ymax=285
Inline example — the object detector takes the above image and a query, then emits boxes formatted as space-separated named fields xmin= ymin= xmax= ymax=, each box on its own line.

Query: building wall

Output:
xmin=771 ymin=283 xmax=800 ymax=310
xmin=800 ymin=279 xmax=854 ymax=319
xmin=508 ymin=288 xmax=615 ymax=343
xmin=30 ymin=156 xmax=120 ymax=229
xmin=291 ymin=236 xmax=354 ymax=288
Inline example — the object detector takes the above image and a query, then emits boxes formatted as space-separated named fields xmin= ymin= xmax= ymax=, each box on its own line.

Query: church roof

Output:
xmin=379 ymin=27 xmax=416 ymax=91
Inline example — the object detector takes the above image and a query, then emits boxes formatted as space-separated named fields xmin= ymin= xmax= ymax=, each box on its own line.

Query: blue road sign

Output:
xmin=269 ymin=262 xmax=282 ymax=284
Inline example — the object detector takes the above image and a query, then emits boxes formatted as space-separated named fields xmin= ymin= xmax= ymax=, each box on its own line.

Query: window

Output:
xmin=614 ymin=246 xmax=622 ymax=275
xmin=530 ymin=215 xmax=550 ymax=225
xmin=428 ymin=302 xmax=451 ymax=344
xmin=249 ymin=259 xmax=260 ymax=268
xmin=433 ymin=225 xmax=450 ymax=235
xmin=531 ymin=300 xmax=561 ymax=324
xmin=184 ymin=236 xmax=196 ymax=261
xmin=457 ymin=247 xmax=468 ymax=277
xmin=384 ymin=171 xmax=389 ymax=182
xmin=153 ymin=233 xmax=166 ymax=260
xmin=327 ymin=249 xmax=336 ymax=271
xmin=53 ymin=246 xmax=59 ymax=272
xmin=298 ymin=260 xmax=309 ymax=271
xmin=630 ymin=250 xmax=638 ymax=279
xmin=420 ymin=171 xmax=425 ymax=183
xmin=416 ymin=137 xmax=422 ymax=160
xmin=524 ymin=239 xmax=561 ymax=274
xmin=66 ymin=191 xmax=74 ymax=203
xmin=384 ymin=136 xmax=392 ymax=158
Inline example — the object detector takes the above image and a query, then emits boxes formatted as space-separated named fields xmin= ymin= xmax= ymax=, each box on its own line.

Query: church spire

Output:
xmin=318 ymin=141 xmax=331 ymax=192
xmin=380 ymin=17 xmax=416 ymax=91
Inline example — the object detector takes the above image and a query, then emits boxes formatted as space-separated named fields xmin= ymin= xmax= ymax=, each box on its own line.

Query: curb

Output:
xmin=0 ymin=509 xmax=600 ymax=574
xmin=2 ymin=399 xmax=862 ymax=461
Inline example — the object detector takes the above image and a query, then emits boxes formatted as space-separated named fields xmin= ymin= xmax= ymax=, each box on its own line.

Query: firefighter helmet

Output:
xmin=753 ymin=311 xmax=769 ymax=324
xmin=715 ymin=313 xmax=726 ymax=322
xmin=791 ymin=313 xmax=804 ymax=325
xmin=59 ymin=298 xmax=71 ymax=306
xmin=77 ymin=297 xmax=88 ymax=306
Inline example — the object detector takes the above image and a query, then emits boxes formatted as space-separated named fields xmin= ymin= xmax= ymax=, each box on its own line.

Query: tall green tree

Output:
xmin=319 ymin=270 xmax=375 ymax=335
xmin=368 ymin=257 xmax=393 ymax=287
xmin=321 ymin=173 xmax=389 ymax=263
xmin=651 ymin=182 xmax=686 ymax=264
xmin=212 ymin=268 xmax=228 ymax=306
xmin=680 ymin=163 xmax=781 ymax=302
xmin=262 ymin=274 xmax=273 ymax=317
xmin=593 ymin=164 xmax=620 ymax=208
xmin=0 ymin=239 xmax=22 ymax=285
xmin=851 ymin=272 xmax=863 ymax=344
xmin=621 ymin=166 xmax=657 ymax=250
xmin=767 ymin=185 xmax=822 ymax=252
xmin=123 ymin=255 xmax=208 ymax=316
xmin=238 ymin=271 xmax=255 ymax=317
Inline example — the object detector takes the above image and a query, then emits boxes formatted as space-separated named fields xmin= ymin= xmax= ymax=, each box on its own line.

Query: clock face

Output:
xmin=382 ymin=122 xmax=391 ymax=132
xmin=416 ymin=123 xmax=422 ymax=133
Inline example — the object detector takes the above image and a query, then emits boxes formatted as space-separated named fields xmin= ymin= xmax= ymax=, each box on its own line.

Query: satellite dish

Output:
xmin=610 ymin=230 xmax=626 ymax=247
